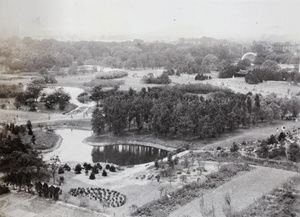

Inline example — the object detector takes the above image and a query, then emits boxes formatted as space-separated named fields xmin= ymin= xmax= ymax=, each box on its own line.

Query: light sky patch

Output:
xmin=0 ymin=0 xmax=299 ymax=41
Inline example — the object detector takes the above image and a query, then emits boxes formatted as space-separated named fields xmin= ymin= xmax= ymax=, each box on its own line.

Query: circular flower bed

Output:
xmin=69 ymin=187 xmax=126 ymax=207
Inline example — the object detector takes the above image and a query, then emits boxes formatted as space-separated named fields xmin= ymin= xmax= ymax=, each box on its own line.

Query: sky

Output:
xmin=0 ymin=0 xmax=299 ymax=42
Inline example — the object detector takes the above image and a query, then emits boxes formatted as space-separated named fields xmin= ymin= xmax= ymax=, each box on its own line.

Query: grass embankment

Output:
xmin=238 ymin=176 xmax=300 ymax=216
xmin=85 ymin=131 xmax=190 ymax=149
xmin=197 ymin=151 xmax=300 ymax=172
xmin=20 ymin=130 xmax=60 ymax=150
xmin=132 ymin=163 xmax=251 ymax=216
xmin=32 ymin=119 xmax=92 ymax=131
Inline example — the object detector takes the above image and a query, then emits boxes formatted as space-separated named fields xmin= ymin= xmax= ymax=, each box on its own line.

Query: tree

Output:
xmin=0 ymin=133 xmax=49 ymax=191
xmin=237 ymin=59 xmax=251 ymax=70
xmin=261 ymin=60 xmax=280 ymax=72
xmin=50 ymin=156 xmax=61 ymax=184
xmin=74 ymin=164 xmax=82 ymax=174
xmin=201 ymin=54 xmax=218 ymax=72
xmin=90 ymin=85 xmax=105 ymax=106
xmin=45 ymin=88 xmax=71 ymax=110
xmin=180 ymin=174 xmax=187 ymax=184
xmin=26 ymin=120 xmax=32 ymax=131
xmin=26 ymin=83 xmax=44 ymax=102
xmin=287 ymin=142 xmax=300 ymax=162
xmin=91 ymin=108 xmax=106 ymax=134
xmin=89 ymin=172 xmax=95 ymax=180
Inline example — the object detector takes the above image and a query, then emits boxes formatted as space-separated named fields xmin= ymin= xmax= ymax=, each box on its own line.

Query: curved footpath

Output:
xmin=169 ymin=166 xmax=299 ymax=217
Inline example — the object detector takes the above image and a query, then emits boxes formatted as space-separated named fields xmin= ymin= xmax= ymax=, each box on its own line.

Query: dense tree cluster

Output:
xmin=245 ymin=68 xmax=300 ymax=84
xmin=141 ymin=72 xmax=172 ymax=84
xmin=92 ymin=84 xmax=299 ymax=138
xmin=0 ymin=123 xmax=49 ymax=191
xmin=14 ymin=82 xmax=44 ymax=110
xmin=0 ymin=83 xmax=24 ymax=98
xmin=0 ymin=37 xmax=245 ymax=74
xmin=195 ymin=73 xmax=212 ymax=81
xmin=41 ymin=88 xmax=71 ymax=110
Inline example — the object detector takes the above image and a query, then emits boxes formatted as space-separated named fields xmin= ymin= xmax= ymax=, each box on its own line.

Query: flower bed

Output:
xmin=69 ymin=187 xmax=126 ymax=207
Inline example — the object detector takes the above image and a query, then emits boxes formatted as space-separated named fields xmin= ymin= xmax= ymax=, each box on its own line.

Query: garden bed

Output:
xmin=132 ymin=163 xmax=251 ymax=216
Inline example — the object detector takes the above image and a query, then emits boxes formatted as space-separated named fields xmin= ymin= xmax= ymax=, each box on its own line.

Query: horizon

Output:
xmin=0 ymin=0 xmax=300 ymax=43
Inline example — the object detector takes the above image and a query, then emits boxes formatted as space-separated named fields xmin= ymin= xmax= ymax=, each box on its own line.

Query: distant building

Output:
xmin=272 ymin=42 xmax=298 ymax=53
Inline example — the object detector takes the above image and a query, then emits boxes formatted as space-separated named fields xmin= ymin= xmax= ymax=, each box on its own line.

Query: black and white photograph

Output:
xmin=0 ymin=0 xmax=300 ymax=216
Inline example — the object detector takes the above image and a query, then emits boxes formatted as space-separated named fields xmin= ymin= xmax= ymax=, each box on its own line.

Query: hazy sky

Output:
xmin=0 ymin=0 xmax=299 ymax=41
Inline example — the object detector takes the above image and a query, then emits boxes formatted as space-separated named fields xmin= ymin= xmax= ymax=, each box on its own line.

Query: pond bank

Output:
xmin=83 ymin=139 xmax=175 ymax=152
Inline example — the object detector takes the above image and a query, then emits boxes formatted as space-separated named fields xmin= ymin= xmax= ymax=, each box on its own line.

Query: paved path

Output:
xmin=169 ymin=166 xmax=299 ymax=217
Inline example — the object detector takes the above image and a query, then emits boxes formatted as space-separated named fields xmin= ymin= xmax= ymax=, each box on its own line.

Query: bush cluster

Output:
xmin=35 ymin=182 xmax=61 ymax=200
xmin=0 ymin=185 xmax=10 ymax=195
xmin=141 ymin=72 xmax=172 ymax=84
xmin=195 ymin=73 xmax=212 ymax=80
xmin=245 ymin=68 xmax=299 ymax=84
xmin=95 ymin=71 xmax=128 ymax=79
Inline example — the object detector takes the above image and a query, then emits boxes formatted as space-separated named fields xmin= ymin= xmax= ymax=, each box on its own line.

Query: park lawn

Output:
xmin=20 ymin=130 xmax=60 ymax=149
xmin=35 ymin=102 xmax=78 ymax=114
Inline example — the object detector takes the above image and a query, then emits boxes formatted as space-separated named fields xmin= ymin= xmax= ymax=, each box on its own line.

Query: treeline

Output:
xmin=245 ymin=68 xmax=300 ymax=84
xmin=91 ymin=84 xmax=300 ymax=138
xmin=0 ymin=83 xmax=24 ymax=98
xmin=0 ymin=36 xmax=245 ymax=73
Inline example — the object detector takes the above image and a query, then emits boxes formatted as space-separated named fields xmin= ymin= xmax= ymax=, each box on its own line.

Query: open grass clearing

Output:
xmin=0 ymin=191 xmax=107 ymax=217
xmin=20 ymin=129 xmax=60 ymax=150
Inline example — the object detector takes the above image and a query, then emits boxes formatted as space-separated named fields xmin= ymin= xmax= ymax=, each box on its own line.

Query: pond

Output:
xmin=92 ymin=144 xmax=169 ymax=165
xmin=43 ymin=129 xmax=93 ymax=162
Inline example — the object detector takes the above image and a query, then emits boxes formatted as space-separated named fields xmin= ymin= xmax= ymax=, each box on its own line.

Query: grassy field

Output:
xmin=20 ymin=129 xmax=60 ymax=149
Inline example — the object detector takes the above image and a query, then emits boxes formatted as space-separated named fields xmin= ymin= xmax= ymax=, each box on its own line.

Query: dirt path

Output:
xmin=169 ymin=166 xmax=299 ymax=217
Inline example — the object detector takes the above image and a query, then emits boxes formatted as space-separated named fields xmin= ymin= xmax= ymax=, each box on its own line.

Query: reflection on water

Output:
xmin=92 ymin=144 xmax=169 ymax=165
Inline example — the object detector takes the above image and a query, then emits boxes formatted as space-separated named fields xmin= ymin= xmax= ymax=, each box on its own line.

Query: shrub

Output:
xmin=89 ymin=172 xmax=96 ymax=180
xmin=195 ymin=73 xmax=212 ymax=80
xmin=0 ymin=185 xmax=10 ymax=195
xmin=58 ymin=167 xmax=64 ymax=174
xmin=92 ymin=166 xmax=99 ymax=174
xmin=95 ymin=71 xmax=128 ymax=79
xmin=105 ymin=164 xmax=110 ymax=170
xmin=58 ymin=176 xmax=64 ymax=185
xmin=96 ymin=163 xmax=102 ymax=170
xmin=63 ymin=164 xmax=71 ymax=171
xmin=287 ymin=142 xmax=300 ymax=162
xmin=74 ymin=164 xmax=82 ymax=174
xmin=102 ymin=170 xmax=107 ymax=176
xmin=109 ymin=165 xmax=116 ymax=172
xmin=230 ymin=142 xmax=239 ymax=152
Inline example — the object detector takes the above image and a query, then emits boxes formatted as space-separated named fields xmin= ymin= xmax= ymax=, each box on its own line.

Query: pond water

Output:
xmin=43 ymin=129 xmax=93 ymax=162
xmin=92 ymin=144 xmax=169 ymax=165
